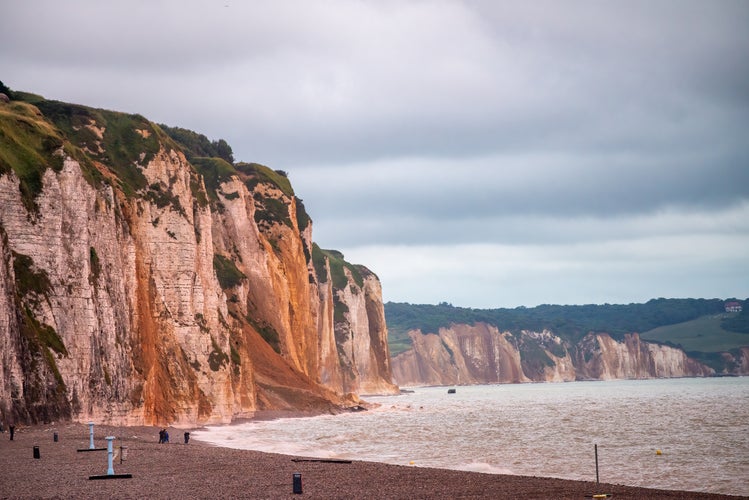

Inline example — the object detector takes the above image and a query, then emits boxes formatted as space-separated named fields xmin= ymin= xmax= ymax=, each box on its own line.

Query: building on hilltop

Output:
xmin=724 ymin=301 xmax=743 ymax=313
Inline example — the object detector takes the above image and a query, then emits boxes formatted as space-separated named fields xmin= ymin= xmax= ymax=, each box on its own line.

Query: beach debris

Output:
xmin=291 ymin=458 xmax=351 ymax=464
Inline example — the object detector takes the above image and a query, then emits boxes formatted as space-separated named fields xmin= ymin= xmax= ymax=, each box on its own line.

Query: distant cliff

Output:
xmin=0 ymin=91 xmax=397 ymax=427
xmin=391 ymin=324 xmax=719 ymax=387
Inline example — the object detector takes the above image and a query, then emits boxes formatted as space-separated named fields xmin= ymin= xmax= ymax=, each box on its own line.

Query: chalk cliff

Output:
xmin=0 ymin=94 xmax=397 ymax=426
xmin=391 ymin=324 xmax=714 ymax=387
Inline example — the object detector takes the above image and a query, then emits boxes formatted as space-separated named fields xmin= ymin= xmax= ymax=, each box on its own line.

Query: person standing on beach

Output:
xmin=159 ymin=428 xmax=165 ymax=444
xmin=9 ymin=424 xmax=15 ymax=441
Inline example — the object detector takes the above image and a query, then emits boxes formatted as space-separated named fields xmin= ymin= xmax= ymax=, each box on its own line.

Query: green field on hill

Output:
xmin=640 ymin=313 xmax=749 ymax=352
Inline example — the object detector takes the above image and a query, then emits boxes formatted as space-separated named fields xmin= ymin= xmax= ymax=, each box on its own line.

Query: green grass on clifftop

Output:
xmin=641 ymin=313 xmax=749 ymax=352
xmin=0 ymin=100 xmax=65 ymax=213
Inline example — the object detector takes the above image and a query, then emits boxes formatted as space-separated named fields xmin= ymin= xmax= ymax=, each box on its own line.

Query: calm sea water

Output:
xmin=193 ymin=378 xmax=749 ymax=496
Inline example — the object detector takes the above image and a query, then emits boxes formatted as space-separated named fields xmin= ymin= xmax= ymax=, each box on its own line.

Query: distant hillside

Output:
xmin=385 ymin=298 xmax=749 ymax=357
xmin=641 ymin=313 xmax=749 ymax=352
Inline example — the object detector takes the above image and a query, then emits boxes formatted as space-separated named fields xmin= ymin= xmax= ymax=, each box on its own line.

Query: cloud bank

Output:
xmin=2 ymin=0 xmax=748 ymax=307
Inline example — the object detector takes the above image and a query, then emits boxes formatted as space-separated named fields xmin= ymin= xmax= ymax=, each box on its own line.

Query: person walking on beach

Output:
xmin=9 ymin=424 xmax=15 ymax=441
xmin=159 ymin=428 xmax=165 ymax=444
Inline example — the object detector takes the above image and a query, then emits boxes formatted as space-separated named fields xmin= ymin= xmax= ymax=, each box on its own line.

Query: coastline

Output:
xmin=0 ymin=422 xmax=742 ymax=499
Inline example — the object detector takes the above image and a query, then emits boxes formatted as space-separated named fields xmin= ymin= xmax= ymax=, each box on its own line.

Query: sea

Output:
xmin=192 ymin=377 xmax=749 ymax=497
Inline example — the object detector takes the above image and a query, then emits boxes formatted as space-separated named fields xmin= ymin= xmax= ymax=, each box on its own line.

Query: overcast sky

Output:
xmin=2 ymin=0 xmax=748 ymax=308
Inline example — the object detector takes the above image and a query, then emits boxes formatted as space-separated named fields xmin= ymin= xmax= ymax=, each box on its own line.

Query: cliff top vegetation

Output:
xmin=385 ymin=298 xmax=749 ymax=356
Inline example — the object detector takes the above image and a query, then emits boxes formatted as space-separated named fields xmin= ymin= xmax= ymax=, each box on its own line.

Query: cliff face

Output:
xmin=0 ymin=96 xmax=397 ymax=426
xmin=391 ymin=324 xmax=715 ymax=387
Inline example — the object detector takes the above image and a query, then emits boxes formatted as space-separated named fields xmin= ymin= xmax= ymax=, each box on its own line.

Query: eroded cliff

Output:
xmin=391 ymin=324 xmax=716 ymax=387
xmin=0 ymin=93 xmax=397 ymax=426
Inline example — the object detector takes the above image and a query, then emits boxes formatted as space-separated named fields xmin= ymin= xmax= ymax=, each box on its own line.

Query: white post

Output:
xmin=88 ymin=422 xmax=95 ymax=449
xmin=106 ymin=436 xmax=116 ymax=475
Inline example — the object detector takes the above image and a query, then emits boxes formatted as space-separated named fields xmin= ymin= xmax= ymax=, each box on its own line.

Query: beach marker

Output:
xmin=89 ymin=436 xmax=132 ymax=480
xmin=292 ymin=473 xmax=303 ymax=494
xmin=106 ymin=437 xmax=116 ymax=474
xmin=77 ymin=422 xmax=106 ymax=452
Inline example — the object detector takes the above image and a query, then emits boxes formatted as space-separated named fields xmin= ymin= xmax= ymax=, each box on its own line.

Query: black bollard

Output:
xmin=293 ymin=473 xmax=302 ymax=494
xmin=54 ymin=432 xmax=58 ymax=442
xmin=184 ymin=432 xmax=190 ymax=444
xmin=33 ymin=446 xmax=40 ymax=459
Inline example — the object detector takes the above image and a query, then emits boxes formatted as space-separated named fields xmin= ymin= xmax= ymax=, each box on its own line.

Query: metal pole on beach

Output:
xmin=89 ymin=422 xmax=95 ymax=449
xmin=106 ymin=436 xmax=115 ymax=475
xmin=595 ymin=444 xmax=599 ymax=484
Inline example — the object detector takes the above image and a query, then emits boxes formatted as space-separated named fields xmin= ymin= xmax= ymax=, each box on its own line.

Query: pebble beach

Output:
xmin=0 ymin=422 xmax=742 ymax=499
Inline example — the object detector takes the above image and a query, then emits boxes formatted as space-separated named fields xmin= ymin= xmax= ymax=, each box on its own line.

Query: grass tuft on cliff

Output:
xmin=191 ymin=156 xmax=237 ymax=203
xmin=12 ymin=251 xmax=51 ymax=297
xmin=28 ymin=98 xmax=164 ymax=197
xmin=213 ymin=254 xmax=246 ymax=289
xmin=0 ymin=100 xmax=65 ymax=213
xmin=237 ymin=162 xmax=294 ymax=198
xmin=311 ymin=244 xmax=364 ymax=290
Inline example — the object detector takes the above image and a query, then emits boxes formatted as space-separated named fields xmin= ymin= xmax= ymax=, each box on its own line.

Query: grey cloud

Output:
xmin=293 ymin=148 xmax=748 ymax=226
xmin=310 ymin=201 xmax=749 ymax=249
xmin=1 ymin=0 xmax=747 ymax=306
xmin=5 ymin=0 xmax=747 ymax=168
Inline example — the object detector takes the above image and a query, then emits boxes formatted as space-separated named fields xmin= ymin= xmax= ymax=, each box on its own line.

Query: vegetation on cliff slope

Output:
xmin=159 ymin=124 xmax=234 ymax=163
xmin=22 ymin=95 xmax=162 ymax=197
xmin=0 ymin=90 xmax=65 ymax=213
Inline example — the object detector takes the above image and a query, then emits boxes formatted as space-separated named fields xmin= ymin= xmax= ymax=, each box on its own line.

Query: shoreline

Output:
xmin=0 ymin=422 xmax=743 ymax=499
